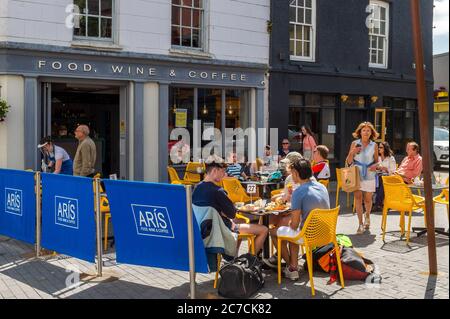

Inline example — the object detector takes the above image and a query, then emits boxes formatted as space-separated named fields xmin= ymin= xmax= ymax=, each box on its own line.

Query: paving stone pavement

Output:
xmin=0 ymin=181 xmax=448 ymax=299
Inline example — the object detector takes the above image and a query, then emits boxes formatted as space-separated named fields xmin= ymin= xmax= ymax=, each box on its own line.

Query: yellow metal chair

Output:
xmin=433 ymin=178 xmax=449 ymax=223
xmin=335 ymin=168 xmax=351 ymax=208
xmin=213 ymin=212 xmax=256 ymax=289
xmin=93 ymin=174 xmax=113 ymax=251
xmin=168 ymin=166 xmax=195 ymax=185
xmin=381 ymin=176 xmax=426 ymax=245
xmin=183 ymin=162 xmax=206 ymax=184
xmin=222 ymin=177 xmax=260 ymax=203
xmin=277 ymin=206 xmax=344 ymax=296
xmin=319 ymin=179 xmax=330 ymax=190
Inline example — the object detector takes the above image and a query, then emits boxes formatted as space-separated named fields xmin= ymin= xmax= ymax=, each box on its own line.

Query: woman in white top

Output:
xmin=374 ymin=141 xmax=397 ymax=209
xmin=377 ymin=141 xmax=396 ymax=174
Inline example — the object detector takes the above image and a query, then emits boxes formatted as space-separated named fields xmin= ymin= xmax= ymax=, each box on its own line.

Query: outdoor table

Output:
xmin=236 ymin=206 xmax=291 ymax=259
xmin=408 ymin=183 xmax=449 ymax=237
xmin=240 ymin=180 xmax=283 ymax=199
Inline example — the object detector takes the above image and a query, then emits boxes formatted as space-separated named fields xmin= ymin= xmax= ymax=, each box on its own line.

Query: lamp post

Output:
xmin=410 ymin=0 xmax=437 ymax=275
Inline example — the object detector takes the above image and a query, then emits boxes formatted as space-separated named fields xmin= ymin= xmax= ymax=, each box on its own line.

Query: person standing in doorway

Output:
xmin=346 ymin=122 xmax=379 ymax=234
xmin=301 ymin=125 xmax=317 ymax=161
xmin=73 ymin=124 xmax=97 ymax=177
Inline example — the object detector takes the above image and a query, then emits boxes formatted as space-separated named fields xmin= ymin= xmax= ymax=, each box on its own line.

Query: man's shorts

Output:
xmin=277 ymin=226 xmax=304 ymax=244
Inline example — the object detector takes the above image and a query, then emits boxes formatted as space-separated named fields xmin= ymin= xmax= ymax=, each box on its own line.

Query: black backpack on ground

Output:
xmin=218 ymin=253 xmax=265 ymax=298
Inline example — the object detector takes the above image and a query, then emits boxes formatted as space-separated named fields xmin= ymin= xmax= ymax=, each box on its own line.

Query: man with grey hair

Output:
xmin=73 ymin=124 xmax=97 ymax=177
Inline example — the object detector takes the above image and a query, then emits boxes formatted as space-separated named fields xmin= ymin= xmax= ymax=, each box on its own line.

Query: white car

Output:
xmin=434 ymin=127 xmax=449 ymax=168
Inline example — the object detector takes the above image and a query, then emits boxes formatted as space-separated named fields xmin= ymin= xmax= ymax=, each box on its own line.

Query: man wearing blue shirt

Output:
xmin=269 ymin=158 xmax=330 ymax=280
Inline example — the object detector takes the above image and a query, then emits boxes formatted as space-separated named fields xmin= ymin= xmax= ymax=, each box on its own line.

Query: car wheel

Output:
xmin=433 ymin=153 xmax=440 ymax=170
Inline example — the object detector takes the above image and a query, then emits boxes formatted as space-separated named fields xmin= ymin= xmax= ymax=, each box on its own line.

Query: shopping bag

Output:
xmin=341 ymin=165 xmax=360 ymax=193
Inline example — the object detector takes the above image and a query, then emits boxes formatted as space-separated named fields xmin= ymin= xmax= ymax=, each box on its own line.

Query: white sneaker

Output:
xmin=283 ymin=266 xmax=299 ymax=281
xmin=357 ymin=224 xmax=365 ymax=234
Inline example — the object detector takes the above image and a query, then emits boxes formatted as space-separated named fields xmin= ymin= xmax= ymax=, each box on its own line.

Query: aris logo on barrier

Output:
xmin=5 ymin=188 xmax=23 ymax=216
xmin=55 ymin=196 xmax=79 ymax=229
xmin=131 ymin=204 xmax=175 ymax=239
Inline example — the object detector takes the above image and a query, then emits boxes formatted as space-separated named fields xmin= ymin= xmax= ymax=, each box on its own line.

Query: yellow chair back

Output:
xmin=335 ymin=168 xmax=342 ymax=188
xmin=222 ymin=177 xmax=253 ymax=203
xmin=297 ymin=206 xmax=340 ymax=248
xmin=167 ymin=166 xmax=181 ymax=184
xmin=382 ymin=175 xmax=404 ymax=184
xmin=382 ymin=178 xmax=416 ymax=211
xmin=184 ymin=162 xmax=205 ymax=183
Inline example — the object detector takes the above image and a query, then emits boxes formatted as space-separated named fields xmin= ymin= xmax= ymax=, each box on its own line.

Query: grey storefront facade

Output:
xmin=0 ymin=42 xmax=267 ymax=182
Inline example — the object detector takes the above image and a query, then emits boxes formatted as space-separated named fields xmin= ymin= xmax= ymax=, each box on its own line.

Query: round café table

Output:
xmin=408 ymin=183 xmax=449 ymax=237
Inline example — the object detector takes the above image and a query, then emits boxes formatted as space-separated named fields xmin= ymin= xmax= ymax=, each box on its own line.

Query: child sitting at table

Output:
xmin=312 ymin=145 xmax=331 ymax=181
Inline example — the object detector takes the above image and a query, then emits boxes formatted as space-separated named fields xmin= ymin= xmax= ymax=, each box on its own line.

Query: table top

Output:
xmin=240 ymin=180 xmax=281 ymax=186
xmin=408 ymin=183 xmax=448 ymax=191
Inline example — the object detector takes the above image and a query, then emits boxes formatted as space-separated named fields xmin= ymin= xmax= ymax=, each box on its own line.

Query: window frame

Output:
xmin=368 ymin=0 xmax=390 ymax=69
xmin=72 ymin=0 xmax=115 ymax=42
xmin=289 ymin=0 xmax=317 ymax=63
xmin=171 ymin=0 xmax=205 ymax=51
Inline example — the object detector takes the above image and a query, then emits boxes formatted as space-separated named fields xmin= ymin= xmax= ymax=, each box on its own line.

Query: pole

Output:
xmin=410 ymin=0 xmax=437 ymax=275
xmin=95 ymin=178 xmax=103 ymax=277
xmin=35 ymin=172 xmax=41 ymax=257
xmin=185 ymin=185 xmax=196 ymax=299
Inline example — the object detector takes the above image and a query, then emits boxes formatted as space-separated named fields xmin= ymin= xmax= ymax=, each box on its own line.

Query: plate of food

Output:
xmin=265 ymin=198 xmax=291 ymax=214
xmin=236 ymin=199 xmax=266 ymax=213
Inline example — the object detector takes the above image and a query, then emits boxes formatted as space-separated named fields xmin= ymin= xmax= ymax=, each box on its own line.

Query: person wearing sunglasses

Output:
xmin=278 ymin=139 xmax=292 ymax=162
xmin=373 ymin=141 xmax=396 ymax=211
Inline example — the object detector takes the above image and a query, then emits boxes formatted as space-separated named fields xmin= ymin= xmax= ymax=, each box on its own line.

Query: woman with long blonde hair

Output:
xmin=345 ymin=122 xmax=379 ymax=234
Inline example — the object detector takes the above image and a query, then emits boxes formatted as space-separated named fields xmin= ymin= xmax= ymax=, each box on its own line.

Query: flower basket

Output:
xmin=0 ymin=98 xmax=11 ymax=121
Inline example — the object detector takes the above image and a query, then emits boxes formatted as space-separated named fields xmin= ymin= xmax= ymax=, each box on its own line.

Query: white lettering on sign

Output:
xmin=35 ymin=61 xmax=252 ymax=83
xmin=5 ymin=188 xmax=23 ymax=216
xmin=131 ymin=204 xmax=175 ymax=238
xmin=55 ymin=196 xmax=79 ymax=229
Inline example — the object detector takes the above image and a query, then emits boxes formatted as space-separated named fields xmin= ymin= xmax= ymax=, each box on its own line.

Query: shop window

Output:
xmin=73 ymin=0 xmax=113 ymax=39
xmin=320 ymin=108 xmax=336 ymax=159
xmin=171 ymin=0 xmax=203 ymax=49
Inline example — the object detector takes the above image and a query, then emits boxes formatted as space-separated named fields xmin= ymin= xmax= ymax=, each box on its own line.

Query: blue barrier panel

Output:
xmin=0 ymin=169 xmax=36 ymax=244
xmin=41 ymin=173 xmax=96 ymax=263
xmin=103 ymin=180 xmax=209 ymax=273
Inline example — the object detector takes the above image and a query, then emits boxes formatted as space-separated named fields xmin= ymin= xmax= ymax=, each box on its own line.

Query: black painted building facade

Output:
xmin=269 ymin=0 xmax=434 ymax=176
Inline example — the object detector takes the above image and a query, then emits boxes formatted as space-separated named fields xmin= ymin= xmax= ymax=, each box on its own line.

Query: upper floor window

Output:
xmin=289 ymin=0 xmax=316 ymax=62
xmin=171 ymin=0 xmax=203 ymax=49
xmin=73 ymin=0 xmax=113 ymax=40
xmin=368 ymin=1 xmax=389 ymax=68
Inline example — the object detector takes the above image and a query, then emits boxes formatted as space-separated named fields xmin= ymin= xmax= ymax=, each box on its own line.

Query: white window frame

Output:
xmin=368 ymin=0 xmax=389 ymax=69
xmin=72 ymin=0 xmax=115 ymax=42
xmin=289 ymin=0 xmax=316 ymax=62
xmin=171 ymin=0 xmax=205 ymax=51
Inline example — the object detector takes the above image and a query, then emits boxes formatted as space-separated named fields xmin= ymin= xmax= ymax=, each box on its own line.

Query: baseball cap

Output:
xmin=38 ymin=136 xmax=52 ymax=149
xmin=280 ymin=152 xmax=303 ymax=165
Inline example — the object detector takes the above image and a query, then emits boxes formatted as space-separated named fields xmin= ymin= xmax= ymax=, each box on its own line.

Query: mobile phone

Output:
xmin=356 ymin=143 xmax=362 ymax=148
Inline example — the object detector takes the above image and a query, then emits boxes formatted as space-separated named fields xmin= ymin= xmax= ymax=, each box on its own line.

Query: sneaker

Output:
xmin=364 ymin=213 xmax=371 ymax=230
xmin=262 ymin=255 xmax=278 ymax=269
xmin=283 ymin=266 xmax=299 ymax=281
xmin=357 ymin=224 xmax=365 ymax=234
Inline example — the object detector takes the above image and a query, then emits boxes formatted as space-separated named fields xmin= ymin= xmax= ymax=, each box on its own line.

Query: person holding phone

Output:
xmin=346 ymin=122 xmax=379 ymax=234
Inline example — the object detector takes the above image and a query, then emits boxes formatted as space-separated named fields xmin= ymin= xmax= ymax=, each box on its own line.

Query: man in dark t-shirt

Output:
xmin=192 ymin=162 xmax=268 ymax=255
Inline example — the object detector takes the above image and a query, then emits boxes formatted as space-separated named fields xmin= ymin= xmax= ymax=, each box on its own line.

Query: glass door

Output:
xmin=374 ymin=108 xmax=386 ymax=142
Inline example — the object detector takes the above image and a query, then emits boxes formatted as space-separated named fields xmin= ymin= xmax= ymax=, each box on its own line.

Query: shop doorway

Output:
xmin=41 ymin=82 xmax=122 ymax=178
